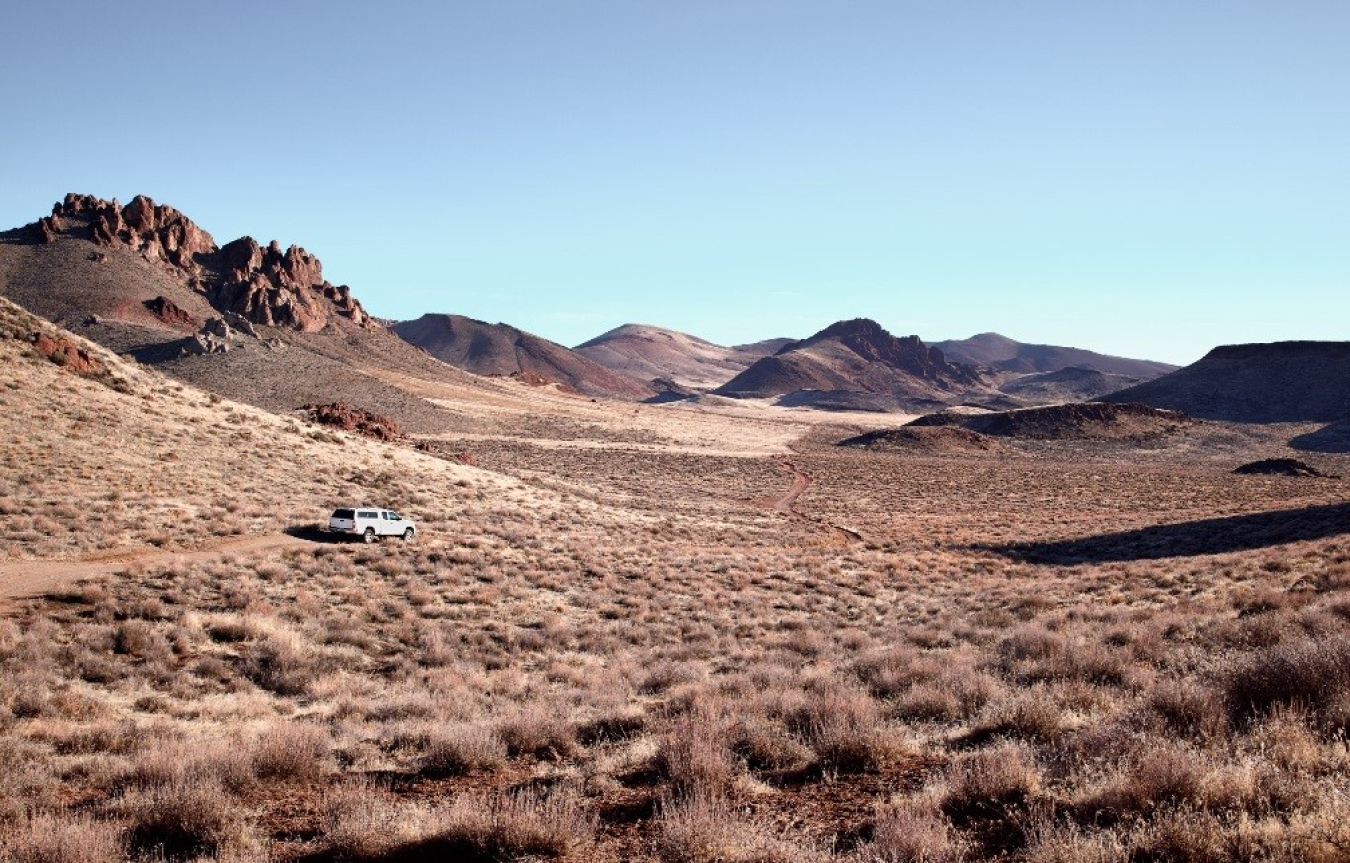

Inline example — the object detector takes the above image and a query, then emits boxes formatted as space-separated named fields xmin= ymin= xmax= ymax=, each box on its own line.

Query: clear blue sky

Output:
xmin=2 ymin=1 xmax=1346 ymax=364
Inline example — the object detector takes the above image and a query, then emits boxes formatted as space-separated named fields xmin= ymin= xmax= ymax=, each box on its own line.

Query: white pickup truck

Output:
xmin=328 ymin=508 xmax=417 ymax=543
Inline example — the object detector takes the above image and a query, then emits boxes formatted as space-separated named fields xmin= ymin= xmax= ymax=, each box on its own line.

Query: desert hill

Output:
xmin=393 ymin=314 xmax=654 ymax=400
xmin=910 ymin=401 xmax=1192 ymax=441
xmin=574 ymin=323 xmax=791 ymax=389
xmin=935 ymin=331 xmax=1177 ymax=378
xmin=1104 ymin=341 xmax=1350 ymax=423
xmin=838 ymin=425 xmax=1002 ymax=453
xmin=998 ymin=365 xmax=1146 ymax=404
xmin=714 ymin=318 xmax=993 ymax=410
xmin=0 ymin=194 xmax=543 ymax=430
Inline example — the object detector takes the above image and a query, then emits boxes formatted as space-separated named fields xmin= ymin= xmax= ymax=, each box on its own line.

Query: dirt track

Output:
xmin=0 ymin=534 xmax=312 ymax=610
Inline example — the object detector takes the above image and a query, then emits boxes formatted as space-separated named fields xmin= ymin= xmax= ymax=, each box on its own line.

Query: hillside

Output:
xmin=393 ymin=314 xmax=654 ymax=400
xmin=910 ymin=401 xmax=1193 ymax=441
xmin=715 ymin=318 xmax=993 ymax=408
xmin=935 ymin=332 xmax=1177 ymax=378
xmin=0 ymin=194 xmax=545 ymax=431
xmin=1104 ymin=341 xmax=1350 ymax=422
xmin=998 ymin=365 xmax=1146 ymax=404
xmin=574 ymin=323 xmax=791 ymax=389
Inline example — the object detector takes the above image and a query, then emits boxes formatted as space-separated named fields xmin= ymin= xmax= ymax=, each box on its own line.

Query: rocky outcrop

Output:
xmin=55 ymin=193 xmax=216 ymax=272
xmin=1234 ymin=459 xmax=1337 ymax=478
xmin=910 ymin=402 xmax=1192 ymax=441
xmin=30 ymin=332 xmax=104 ymax=376
xmin=36 ymin=194 xmax=371 ymax=334
xmin=209 ymin=237 xmax=368 ymax=332
xmin=305 ymin=401 xmax=403 ymax=441
xmin=144 ymin=296 xmax=201 ymax=330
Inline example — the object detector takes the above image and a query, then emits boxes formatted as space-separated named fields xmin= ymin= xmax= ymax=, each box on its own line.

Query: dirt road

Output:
xmin=0 ymin=534 xmax=312 ymax=610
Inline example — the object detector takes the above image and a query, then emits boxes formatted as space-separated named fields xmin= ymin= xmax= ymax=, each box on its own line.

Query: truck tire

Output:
xmin=363 ymin=527 xmax=375 ymax=544
xmin=403 ymin=528 xmax=414 ymax=542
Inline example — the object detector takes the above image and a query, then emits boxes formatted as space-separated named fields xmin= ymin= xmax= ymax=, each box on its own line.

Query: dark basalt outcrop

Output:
xmin=910 ymin=402 xmax=1192 ymax=441
xmin=1234 ymin=459 xmax=1337 ymax=478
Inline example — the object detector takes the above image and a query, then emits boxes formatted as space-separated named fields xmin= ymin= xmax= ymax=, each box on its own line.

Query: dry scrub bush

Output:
xmin=657 ymin=710 xmax=738 ymax=798
xmin=0 ymin=813 xmax=125 ymax=863
xmin=251 ymin=721 xmax=332 ymax=781
xmin=1224 ymin=635 xmax=1350 ymax=728
xmin=119 ymin=778 xmax=259 ymax=861
xmin=657 ymin=792 xmax=823 ymax=863
xmin=856 ymin=793 xmax=966 ymax=863
xmin=941 ymin=742 xmax=1041 ymax=821
xmin=323 ymin=784 xmax=591 ymax=860
xmin=415 ymin=722 xmax=507 ymax=776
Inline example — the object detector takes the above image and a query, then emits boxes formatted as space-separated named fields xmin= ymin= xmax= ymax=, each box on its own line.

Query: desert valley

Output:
xmin=3 ymin=194 xmax=1350 ymax=862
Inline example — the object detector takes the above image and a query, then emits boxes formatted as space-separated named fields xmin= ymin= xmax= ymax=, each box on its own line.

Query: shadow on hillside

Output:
xmin=284 ymin=524 xmax=348 ymax=544
xmin=1289 ymin=421 xmax=1350 ymax=454
xmin=980 ymin=500 xmax=1350 ymax=564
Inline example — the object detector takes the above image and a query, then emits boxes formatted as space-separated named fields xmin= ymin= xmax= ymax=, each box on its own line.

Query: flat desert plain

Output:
xmin=3 ymin=301 xmax=1350 ymax=862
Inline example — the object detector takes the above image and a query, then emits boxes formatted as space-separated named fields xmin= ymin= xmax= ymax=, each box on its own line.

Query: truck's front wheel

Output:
xmin=403 ymin=528 xmax=415 ymax=542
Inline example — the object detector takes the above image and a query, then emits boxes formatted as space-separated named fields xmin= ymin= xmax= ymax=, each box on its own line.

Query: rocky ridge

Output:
xmin=35 ymin=194 xmax=370 ymax=333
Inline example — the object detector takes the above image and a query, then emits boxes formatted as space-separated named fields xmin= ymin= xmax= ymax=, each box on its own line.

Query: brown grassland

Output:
xmin=3 ymin=298 xmax=1350 ymax=861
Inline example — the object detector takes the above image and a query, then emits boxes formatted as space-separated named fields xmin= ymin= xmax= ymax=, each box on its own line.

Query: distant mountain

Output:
xmin=935 ymin=332 xmax=1177 ymax=379
xmin=714 ymin=318 xmax=992 ymax=409
xmin=1103 ymin=342 xmax=1350 ymax=423
xmin=999 ymin=366 xmax=1146 ymax=405
xmin=393 ymin=314 xmax=655 ymax=400
xmin=575 ymin=323 xmax=792 ymax=389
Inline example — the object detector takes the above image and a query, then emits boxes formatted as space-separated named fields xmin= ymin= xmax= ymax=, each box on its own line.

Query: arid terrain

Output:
xmin=4 ymin=292 xmax=1350 ymax=862
xmin=4 ymin=197 xmax=1350 ymax=862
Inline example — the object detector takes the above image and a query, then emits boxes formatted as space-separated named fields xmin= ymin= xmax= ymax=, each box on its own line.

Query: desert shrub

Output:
xmin=251 ymin=721 xmax=331 ymax=781
xmin=657 ymin=791 xmax=821 ymax=863
xmin=1124 ymin=808 xmax=1226 ymax=863
xmin=324 ymin=786 xmax=592 ymax=860
xmin=121 ymin=779 xmax=256 ymax=861
xmin=1021 ymin=818 xmax=1125 ymax=863
xmin=967 ymin=693 xmax=1064 ymax=744
xmin=0 ymin=813 xmax=125 ymax=863
xmin=729 ymin=715 xmax=813 ymax=771
xmin=1224 ymin=635 xmax=1350 ymax=727
xmin=656 ymin=711 xmax=737 ymax=798
xmin=417 ymin=722 xmax=507 ymax=776
xmin=942 ymin=742 xmax=1041 ymax=822
xmin=1147 ymin=679 xmax=1229 ymax=741
xmin=242 ymin=632 xmax=321 ymax=696
xmin=1075 ymin=743 xmax=1205 ymax=822
xmin=857 ymin=794 xmax=966 ymax=863
xmin=786 ymin=684 xmax=909 ymax=774
xmin=496 ymin=704 xmax=577 ymax=760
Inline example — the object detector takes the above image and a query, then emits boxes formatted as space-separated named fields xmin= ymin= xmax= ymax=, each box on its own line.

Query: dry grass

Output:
xmin=4 ymin=298 xmax=1350 ymax=859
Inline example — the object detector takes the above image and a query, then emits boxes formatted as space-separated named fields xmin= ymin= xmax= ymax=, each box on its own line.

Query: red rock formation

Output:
xmin=38 ymin=194 xmax=373 ymax=334
xmin=305 ymin=402 xmax=402 ymax=441
xmin=143 ymin=296 xmax=202 ymax=330
xmin=31 ymin=333 xmax=104 ymax=376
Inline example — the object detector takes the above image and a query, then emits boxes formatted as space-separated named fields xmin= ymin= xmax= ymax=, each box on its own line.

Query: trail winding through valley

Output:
xmin=0 ymin=533 xmax=313 ymax=611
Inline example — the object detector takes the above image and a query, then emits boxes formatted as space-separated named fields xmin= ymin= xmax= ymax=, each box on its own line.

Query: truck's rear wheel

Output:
xmin=403 ymin=528 xmax=414 ymax=542
xmin=363 ymin=528 xmax=375 ymax=544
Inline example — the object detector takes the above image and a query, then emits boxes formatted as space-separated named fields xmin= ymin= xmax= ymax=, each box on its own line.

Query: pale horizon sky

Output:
xmin=2 ymin=1 xmax=1346 ymax=365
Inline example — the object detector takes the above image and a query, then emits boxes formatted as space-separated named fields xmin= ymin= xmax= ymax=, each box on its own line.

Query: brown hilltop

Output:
xmin=574 ymin=323 xmax=791 ymax=390
xmin=715 ymin=318 xmax=993 ymax=410
xmin=393 ymin=314 xmax=655 ymax=401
